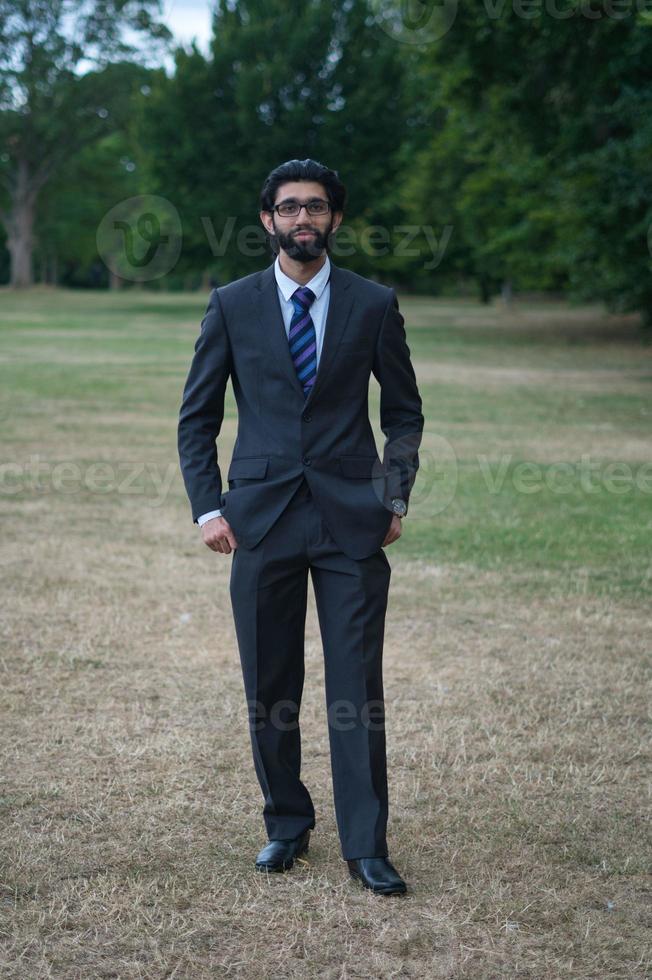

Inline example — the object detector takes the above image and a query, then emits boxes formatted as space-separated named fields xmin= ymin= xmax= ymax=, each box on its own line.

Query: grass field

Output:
xmin=0 ymin=287 xmax=650 ymax=978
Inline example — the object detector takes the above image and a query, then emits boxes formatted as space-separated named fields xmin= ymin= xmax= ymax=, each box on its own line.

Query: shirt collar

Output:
xmin=274 ymin=254 xmax=331 ymax=303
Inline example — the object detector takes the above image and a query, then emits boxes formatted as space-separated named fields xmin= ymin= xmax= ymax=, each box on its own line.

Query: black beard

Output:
xmin=271 ymin=219 xmax=333 ymax=263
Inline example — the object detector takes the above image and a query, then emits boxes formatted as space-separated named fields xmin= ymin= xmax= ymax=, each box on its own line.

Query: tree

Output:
xmin=0 ymin=0 xmax=171 ymax=286
xmin=404 ymin=3 xmax=652 ymax=320
xmin=33 ymin=61 xmax=158 ymax=288
xmin=143 ymin=0 xmax=410 ymax=283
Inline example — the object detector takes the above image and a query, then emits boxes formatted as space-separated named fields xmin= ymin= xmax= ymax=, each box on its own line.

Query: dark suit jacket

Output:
xmin=178 ymin=259 xmax=424 ymax=560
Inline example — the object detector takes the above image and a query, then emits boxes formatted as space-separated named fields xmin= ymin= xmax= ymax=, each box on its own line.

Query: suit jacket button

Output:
xmin=302 ymin=456 xmax=312 ymax=466
xmin=302 ymin=413 xmax=312 ymax=422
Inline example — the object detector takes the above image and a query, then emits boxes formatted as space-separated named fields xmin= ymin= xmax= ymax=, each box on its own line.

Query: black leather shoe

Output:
xmin=347 ymin=857 xmax=407 ymax=895
xmin=255 ymin=829 xmax=310 ymax=872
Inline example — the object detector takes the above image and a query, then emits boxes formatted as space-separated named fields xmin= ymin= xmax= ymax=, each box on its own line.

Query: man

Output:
xmin=178 ymin=159 xmax=423 ymax=896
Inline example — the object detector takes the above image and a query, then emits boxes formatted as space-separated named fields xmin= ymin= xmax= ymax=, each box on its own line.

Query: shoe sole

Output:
xmin=255 ymin=837 xmax=310 ymax=873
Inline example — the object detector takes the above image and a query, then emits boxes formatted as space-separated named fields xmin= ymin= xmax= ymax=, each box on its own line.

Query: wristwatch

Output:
xmin=391 ymin=497 xmax=407 ymax=518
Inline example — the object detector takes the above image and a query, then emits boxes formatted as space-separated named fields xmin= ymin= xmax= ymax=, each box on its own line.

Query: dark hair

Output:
xmin=259 ymin=158 xmax=347 ymax=214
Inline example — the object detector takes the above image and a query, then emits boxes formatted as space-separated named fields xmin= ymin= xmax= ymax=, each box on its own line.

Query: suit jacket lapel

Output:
xmin=251 ymin=259 xmax=355 ymax=407
xmin=306 ymin=261 xmax=355 ymax=409
xmin=252 ymin=262 xmax=303 ymax=397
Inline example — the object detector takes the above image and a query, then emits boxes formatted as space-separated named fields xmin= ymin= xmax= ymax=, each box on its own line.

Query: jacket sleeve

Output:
xmin=372 ymin=288 xmax=424 ymax=514
xmin=178 ymin=289 xmax=233 ymax=523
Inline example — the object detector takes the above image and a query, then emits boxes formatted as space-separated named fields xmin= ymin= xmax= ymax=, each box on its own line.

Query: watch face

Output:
xmin=391 ymin=498 xmax=407 ymax=517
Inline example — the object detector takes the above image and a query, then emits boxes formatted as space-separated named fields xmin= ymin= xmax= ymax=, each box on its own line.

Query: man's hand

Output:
xmin=382 ymin=515 xmax=403 ymax=547
xmin=201 ymin=516 xmax=238 ymax=554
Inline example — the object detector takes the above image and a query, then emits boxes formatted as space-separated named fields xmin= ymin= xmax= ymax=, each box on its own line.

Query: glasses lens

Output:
xmin=275 ymin=201 xmax=330 ymax=216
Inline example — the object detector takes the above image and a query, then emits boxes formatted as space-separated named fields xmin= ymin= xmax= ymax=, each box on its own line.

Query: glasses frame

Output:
xmin=271 ymin=199 xmax=332 ymax=218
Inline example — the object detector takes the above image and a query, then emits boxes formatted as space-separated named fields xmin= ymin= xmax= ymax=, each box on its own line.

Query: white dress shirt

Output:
xmin=197 ymin=255 xmax=332 ymax=527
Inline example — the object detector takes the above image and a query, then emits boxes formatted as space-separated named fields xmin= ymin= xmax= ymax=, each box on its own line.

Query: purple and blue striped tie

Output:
xmin=289 ymin=285 xmax=317 ymax=398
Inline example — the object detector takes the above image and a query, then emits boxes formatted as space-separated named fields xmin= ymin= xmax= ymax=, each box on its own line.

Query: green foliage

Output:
xmin=0 ymin=1 xmax=171 ymax=284
xmin=142 ymin=0 xmax=409 ymax=281
xmin=404 ymin=3 xmax=652 ymax=318
xmin=1 ymin=0 xmax=651 ymax=324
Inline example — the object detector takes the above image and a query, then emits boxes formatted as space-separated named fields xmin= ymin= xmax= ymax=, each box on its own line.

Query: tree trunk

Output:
xmin=109 ymin=268 xmax=123 ymax=290
xmin=5 ymin=158 xmax=38 ymax=288
xmin=478 ymin=275 xmax=492 ymax=304
xmin=7 ymin=202 xmax=35 ymax=287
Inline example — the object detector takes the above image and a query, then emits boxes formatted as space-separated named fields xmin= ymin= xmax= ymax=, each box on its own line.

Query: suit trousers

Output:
xmin=228 ymin=476 xmax=392 ymax=860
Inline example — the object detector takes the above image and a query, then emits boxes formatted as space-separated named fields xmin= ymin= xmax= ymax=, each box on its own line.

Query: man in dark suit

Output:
xmin=178 ymin=159 xmax=423 ymax=896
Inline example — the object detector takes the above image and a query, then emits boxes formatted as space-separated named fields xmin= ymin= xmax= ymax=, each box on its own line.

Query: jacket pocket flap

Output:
xmin=228 ymin=457 xmax=269 ymax=480
xmin=338 ymin=455 xmax=378 ymax=479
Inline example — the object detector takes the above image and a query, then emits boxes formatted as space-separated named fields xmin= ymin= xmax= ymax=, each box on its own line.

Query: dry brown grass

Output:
xmin=0 ymin=292 xmax=650 ymax=978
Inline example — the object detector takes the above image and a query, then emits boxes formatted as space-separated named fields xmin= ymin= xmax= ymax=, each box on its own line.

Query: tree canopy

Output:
xmin=1 ymin=0 xmax=651 ymax=323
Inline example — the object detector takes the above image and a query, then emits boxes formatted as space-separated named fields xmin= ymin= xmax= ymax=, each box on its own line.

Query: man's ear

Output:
xmin=259 ymin=210 xmax=274 ymax=234
xmin=331 ymin=211 xmax=344 ymax=234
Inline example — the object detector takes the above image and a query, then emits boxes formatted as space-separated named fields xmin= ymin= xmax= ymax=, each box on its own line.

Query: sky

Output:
xmin=160 ymin=0 xmax=214 ymax=56
xmin=60 ymin=1 xmax=214 ymax=76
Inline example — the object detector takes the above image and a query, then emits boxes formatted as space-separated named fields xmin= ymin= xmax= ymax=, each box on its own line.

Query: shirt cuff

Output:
xmin=197 ymin=509 xmax=222 ymax=526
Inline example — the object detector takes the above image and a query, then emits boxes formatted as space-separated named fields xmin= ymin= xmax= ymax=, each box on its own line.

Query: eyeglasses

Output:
xmin=272 ymin=199 xmax=331 ymax=217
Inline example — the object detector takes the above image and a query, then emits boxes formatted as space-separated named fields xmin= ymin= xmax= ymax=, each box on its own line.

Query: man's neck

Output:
xmin=278 ymin=251 xmax=327 ymax=286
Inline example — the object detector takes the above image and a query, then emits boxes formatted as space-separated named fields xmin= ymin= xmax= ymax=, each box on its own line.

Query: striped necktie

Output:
xmin=289 ymin=285 xmax=317 ymax=398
